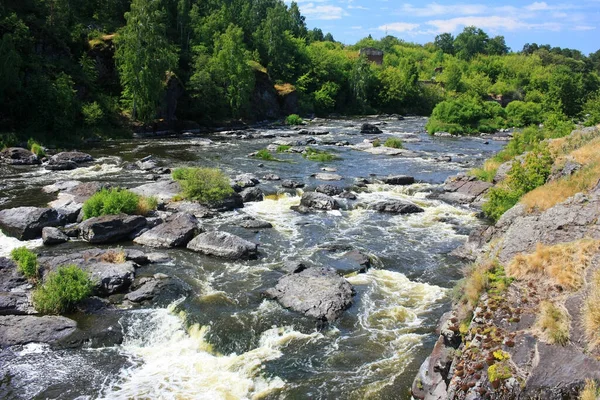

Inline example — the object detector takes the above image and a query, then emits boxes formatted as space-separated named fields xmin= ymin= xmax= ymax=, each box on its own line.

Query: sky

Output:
xmin=286 ymin=0 xmax=600 ymax=54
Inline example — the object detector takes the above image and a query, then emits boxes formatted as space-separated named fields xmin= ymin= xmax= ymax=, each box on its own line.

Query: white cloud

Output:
xmin=399 ymin=2 xmax=487 ymax=17
xmin=377 ymin=22 xmax=420 ymax=33
xmin=426 ymin=16 xmax=562 ymax=33
xmin=299 ymin=3 xmax=348 ymax=20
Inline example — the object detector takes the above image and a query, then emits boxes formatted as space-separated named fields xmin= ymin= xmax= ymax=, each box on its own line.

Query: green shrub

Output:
xmin=172 ymin=167 xmax=234 ymax=203
xmin=384 ymin=137 xmax=404 ymax=149
xmin=82 ymin=101 xmax=105 ymax=126
xmin=33 ymin=265 xmax=92 ymax=314
xmin=372 ymin=138 xmax=381 ymax=147
xmin=0 ymin=132 xmax=18 ymax=150
xmin=10 ymin=247 xmax=39 ymax=279
xmin=285 ymin=114 xmax=303 ymax=125
xmin=82 ymin=188 xmax=142 ymax=219
xmin=254 ymin=149 xmax=276 ymax=161
xmin=427 ymin=95 xmax=508 ymax=135
xmin=583 ymin=91 xmax=600 ymax=127
xmin=276 ymin=145 xmax=291 ymax=152
xmin=27 ymin=139 xmax=46 ymax=158
xmin=303 ymin=147 xmax=336 ymax=162
xmin=506 ymin=101 xmax=543 ymax=127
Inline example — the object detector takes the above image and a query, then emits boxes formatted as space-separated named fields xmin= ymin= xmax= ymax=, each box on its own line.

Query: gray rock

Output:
xmin=0 ymin=258 xmax=28 ymax=292
xmin=134 ymin=213 xmax=200 ymax=248
xmin=48 ymin=182 xmax=106 ymax=223
xmin=207 ymin=193 xmax=244 ymax=211
xmin=45 ymin=160 xmax=78 ymax=171
xmin=313 ymin=173 xmax=343 ymax=181
xmin=187 ymin=231 xmax=258 ymax=259
xmin=370 ymin=200 xmax=424 ymax=214
xmin=265 ymin=267 xmax=354 ymax=322
xmin=0 ymin=147 xmax=39 ymax=165
xmin=146 ymin=252 xmax=172 ymax=264
xmin=0 ymin=315 xmax=78 ymax=346
xmin=233 ymin=173 xmax=260 ymax=188
xmin=42 ymin=227 xmax=69 ymax=245
xmin=51 ymin=151 xmax=94 ymax=164
xmin=339 ymin=191 xmax=357 ymax=200
xmin=263 ymin=174 xmax=281 ymax=181
xmin=282 ymin=180 xmax=305 ymax=189
xmin=131 ymin=180 xmax=181 ymax=202
xmin=237 ymin=217 xmax=273 ymax=229
xmin=79 ymin=214 xmax=146 ymax=244
xmin=316 ymin=184 xmax=343 ymax=197
xmin=125 ymin=275 xmax=187 ymax=304
xmin=298 ymin=192 xmax=339 ymax=211
xmin=240 ymin=187 xmax=264 ymax=203
xmin=382 ymin=175 xmax=415 ymax=185
xmin=360 ymin=123 xmax=383 ymax=134
xmin=165 ymin=201 xmax=215 ymax=219
xmin=82 ymin=261 xmax=136 ymax=295
xmin=0 ymin=292 xmax=31 ymax=315
xmin=438 ymin=174 xmax=493 ymax=206
xmin=0 ymin=207 xmax=66 ymax=240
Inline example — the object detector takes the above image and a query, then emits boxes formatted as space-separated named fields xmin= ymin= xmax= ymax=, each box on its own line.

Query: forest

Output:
xmin=2 ymin=0 xmax=600 ymax=147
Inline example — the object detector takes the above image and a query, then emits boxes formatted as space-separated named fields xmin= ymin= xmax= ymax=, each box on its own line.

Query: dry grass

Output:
xmin=507 ymin=239 xmax=600 ymax=290
xmin=583 ymin=270 xmax=600 ymax=350
xmin=536 ymin=301 xmax=570 ymax=345
xmin=580 ymin=379 xmax=600 ymax=400
xmin=100 ymin=249 xmax=127 ymax=264
xmin=521 ymin=138 xmax=600 ymax=212
xmin=469 ymin=159 xmax=503 ymax=183
xmin=136 ymin=196 xmax=158 ymax=216
xmin=275 ymin=83 xmax=296 ymax=96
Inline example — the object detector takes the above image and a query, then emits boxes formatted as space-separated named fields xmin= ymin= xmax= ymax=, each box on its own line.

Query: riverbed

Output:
xmin=0 ymin=117 xmax=503 ymax=399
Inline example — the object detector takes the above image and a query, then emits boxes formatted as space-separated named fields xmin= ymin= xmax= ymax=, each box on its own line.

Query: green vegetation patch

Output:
xmin=384 ymin=137 xmax=404 ymax=149
xmin=10 ymin=247 xmax=39 ymax=280
xmin=172 ymin=167 xmax=234 ymax=204
xmin=276 ymin=145 xmax=291 ymax=153
xmin=33 ymin=265 xmax=92 ymax=314
xmin=27 ymin=139 xmax=46 ymax=158
xmin=303 ymin=147 xmax=337 ymax=162
xmin=285 ymin=114 xmax=303 ymax=125
xmin=82 ymin=188 xmax=151 ymax=220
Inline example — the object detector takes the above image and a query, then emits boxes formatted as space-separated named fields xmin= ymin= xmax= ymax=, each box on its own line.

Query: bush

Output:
xmin=254 ymin=149 xmax=276 ymax=161
xmin=82 ymin=101 xmax=105 ymax=126
xmin=583 ymin=91 xmax=600 ymax=127
xmin=285 ymin=114 xmax=303 ymax=125
xmin=372 ymin=138 xmax=381 ymax=147
xmin=506 ymin=101 xmax=543 ymax=127
xmin=276 ymin=145 xmax=291 ymax=152
xmin=0 ymin=132 xmax=18 ymax=150
xmin=426 ymin=95 xmax=506 ymax=135
xmin=82 ymin=188 xmax=153 ymax=219
xmin=303 ymin=147 xmax=336 ymax=162
xmin=172 ymin=167 xmax=234 ymax=203
xmin=27 ymin=139 xmax=46 ymax=158
xmin=33 ymin=265 xmax=92 ymax=314
xmin=10 ymin=247 xmax=38 ymax=279
xmin=384 ymin=137 xmax=404 ymax=149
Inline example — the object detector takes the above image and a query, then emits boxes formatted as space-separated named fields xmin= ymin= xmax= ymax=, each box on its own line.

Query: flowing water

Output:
xmin=0 ymin=117 xmax=503 ymax=399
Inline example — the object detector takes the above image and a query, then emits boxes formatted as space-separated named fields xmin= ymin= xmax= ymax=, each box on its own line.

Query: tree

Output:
xmin=434 ymin=33 xmax=455 ymax=55
xmin=350 ymin=55 xmax=375 ymax=112
xmin=288 ymin=2 xmax=307 ymax=38
xmin=115 ymin=0 xmax=178 ymax=122
xmin=308 ymin=27 xmax=324 ymax=42
xmin=486 ymin=36 xmax=509 ymax=56
xmin=323 ymin=32 xmax=335 ymax=42
xmin=454 ymin=26 xmax=488 ymax=60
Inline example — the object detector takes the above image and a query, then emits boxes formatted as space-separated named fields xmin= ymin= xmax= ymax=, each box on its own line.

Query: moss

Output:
xmin=493 ymin=350 xmax=510 ymax=361
xmin=488 ymin=363 xmax=512 ymax=382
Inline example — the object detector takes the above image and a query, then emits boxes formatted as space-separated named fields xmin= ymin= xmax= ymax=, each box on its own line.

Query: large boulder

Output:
xmin=187 ymin=231 xmax=258 ymax=259
xmin=0 ymin=207 xmax=66 ymax=240
xmin=42 ymin=227 xmax=69 ymax=245
xmin=165 ymin=201 xmax=215 ymax=219
xmin=130 ymin=180 xmax=181 ymax=203
xmin=360 ymin=123 xmax=383 ymax=134
xmin=316 ymin=184 xmax=343 ymax=197
xmin=438 ymin=174 xmax=493 ymax=206
xmin=298 ymin=192 xmax=339 ymax=211
xmin=233 ymin=173 xmax=260 ymax=189
xmin=48 ymin=181 xmax=106 ymax=222
xmin=0 ymin=147 xmax=39 ymax=165
xmin=51 ymin=151 xmax=94 ymax=164
xmin=370 ymin=200 xmax=424 ymax=214
xmin=0 ymin=292 xmax=31 ymax=316
xmin=0 ymin=315 xmax=78 ymax=346
xmin=134 ymin=213 xmax=200 ymax=248
xmin=265 ymin=267 xmax=354 ymax=322
xmin=240 ymin=187 xmax=264 ymax=203
xmin=79 ymin=214 xmax=146 ymax=244
xmin=282 ymin=180 xmax=305 ymax=189
xmin=382 ymin=175 xmax=415 ymax=185
xmin=125 ymin=274 xmax=188 ymax=304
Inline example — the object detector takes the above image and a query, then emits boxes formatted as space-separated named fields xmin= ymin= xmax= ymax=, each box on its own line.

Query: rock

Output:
xmin=48 ymin=181 xmax=106 ymax=223
xmin=146 ymin=252 xmax=172 ymax=264
xmin=137 ymin=158 xmax=158 ymax=170
xmin=0 ymin=315 xmax=78 ymax=346
xmin=281 ymin=260 xmax=309 ymax=274
xmin=282 ymin=180 xmax=305 ymax=189
xmin=51 ymin=151 xmax=94 ymax=164
xmin=42 ymin=227 xmax=69 ymax=245
xmin=187 ymin=231 xmax=258 ymax=259
xmin=124 ymin=249 xmax=149 ymax=265
xmin=83 ymin=261 xmax=136 ymax=295
xmin=340 ymin=250 xmax=372 ymax=273
xmin=45 ymin=160 xmax=78 ymax=171
xmin=315 ymin=184 xmax=343 ymax=197
xmin=548 ymin=160 xmax=581 ymax=182
xmin=313 ymin=173 xmax=343 ymax=181
xmin=0 ymin=292 xmax=31 ymax=315
xmin=165 ymin=201 xmax=215 ymax=219
xmin=208 ymin=193 xmax=244 ymax=211
xmin=0 ymin=207 xmax=66 ymax=240
xmin=263 ymin=174 xmax=281 ymax=181
xmin=134 ymin=213 xmax=200 ymax=248
xmin=438 ymin=174 xmax=493 ymax=206
xmin=298 ymin=192 xmax=339 ymax=211
xmin=131 ymin=180 xmax=181 ymax=202
xmin=382 ymin=175 xmax=415 ymax=185
xmin=233 ymin=173 xmax=260 ymax=188
xmin=299 ymin=130 xmax=329 ymax=136
xmin=240 ymin=187 xmax=264 ymax=203
xmin=351 ymin=142 xmax=419 ymax=157
xmin=0 ymin=147 xmax=39 ymax=165
xmin=237 ymin=217 xmax=273 ymax=229
xmin=434 ymin=156 xmax=452 ymax=162
xmin=339 ymin=191 xmax=357 ymax=200
xmin=360 ymin=123 xmax=383 ymax=134
xmin=79 ymin=214 xmax=146 ymax=244
xmin=370 ymin=200 xmax=424 ymax=214
xmin=125 ymin=275 xmax=187 ymax=304
xmin=265 ymin=267 xmax=354 ymax=322
xmin=42 ymin=180 xmax=82 ymax=194
xmin=0 ymin=258 xmax=28 ymax=292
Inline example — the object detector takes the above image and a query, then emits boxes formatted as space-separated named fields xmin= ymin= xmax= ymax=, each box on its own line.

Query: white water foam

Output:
xmin=0 ymin=231 xmax=42 ymax=257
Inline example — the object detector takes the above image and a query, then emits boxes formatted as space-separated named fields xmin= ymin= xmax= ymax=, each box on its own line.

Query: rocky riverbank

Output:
xmin=413 ymin=126 xmax=600 ymax=399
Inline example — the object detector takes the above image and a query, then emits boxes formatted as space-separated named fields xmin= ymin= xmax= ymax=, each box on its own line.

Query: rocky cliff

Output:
xmin=414 ymin=126 xmax=600 ymax=399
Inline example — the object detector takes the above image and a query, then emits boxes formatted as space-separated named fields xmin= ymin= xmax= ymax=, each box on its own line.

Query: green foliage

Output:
xmin=303 ymin=147 xmax=336 ymax=162
xmin=426 ymin=96 xmax=505 ymax=135
xmin=372 ymin=138 xmax=381 ymax=147
xmin=33 ymin=265 xmax=92 ymax=314
xmin=10 ymin=247 xmax=38 ymax=279
xmin=172 ymin=167 xmax=234 ymax=203
xmin=255 ymin=149 xmax=276 ymax=161
xmin=285 ymin=114 xmax=303 ymax=125
xmin=506 ymin=101 xmax=543 ymax=127
xmin=82 ymin=102 xmax=105 ymax=126
xmin=82 ymin=188 xmax=142 ymax=220
xmin=383 ymin=137 xmax=404 ymax=149
xmin=488 ymin=363 xmax=512 ymax=382
xmin=27 ymin=139 xmax=45 ymax=158
xmin=583 ymin=91 xmax=600 ymax=127
xmin=276 ymin=145 xmax=291 ymax=152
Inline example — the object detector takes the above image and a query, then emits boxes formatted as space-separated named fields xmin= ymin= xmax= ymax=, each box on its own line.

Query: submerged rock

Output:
xmin=282 ymin=180 xmax=305 ymax=189
xmin=79 ymin=214 xmax=146 ymax=244
xmin=263 ymin=174 xmax=281 ymax=181
xmin=237 ymin=217 xmax=273 ymax=229
xmin=134 ymin=213 xmax=200 ymax=248
xmin=187 ymin=231 xmax=258 ymax=259
xmin=313 ymin=173 xmax=343 ymax=181
xmin=265 ymin=267 xmax=354 ymax=322
xmin=370 ymin=200 xmax=424 ymax=214
xmin=0 ymin=207 xmax=66 ymax=240
xmin=0 ymin=315 xmax=78 ymax=346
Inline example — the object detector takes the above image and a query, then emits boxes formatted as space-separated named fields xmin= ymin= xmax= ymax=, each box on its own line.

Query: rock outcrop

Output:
xmin=187 ymin=231 xmax=258 ymax=259
xmin=79 ymin=214 xmax=146 ymax=243
xmin=0 ymin=315 xmax=78 ymax=346
xmin=0 ymin=207 xmax=66 ymax=240
xmin=134 ymin=213 xmax=200 ymax=248
xmin=369 ymin=200 xmax=424 ymax=214
xmin=0 ymin=147 xmax=39 ymax=165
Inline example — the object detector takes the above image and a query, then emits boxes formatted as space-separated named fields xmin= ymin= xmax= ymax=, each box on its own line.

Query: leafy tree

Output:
xmin=323 ymin=32 xmax=335 ymax=42
xmin=486 ymin=36 xmax=509 ymax=55
xmin=308 ymin=27 xmax=324 ymax=42
xmin=454 ymin=26 xmax=489 ymax=60
xmin=350 ymin=55 xmax=375 ymax=113
xmin=434 ymin=33 xmax=455 ymax=55
xmin=115 ymin=0 xmax=178 ymax=122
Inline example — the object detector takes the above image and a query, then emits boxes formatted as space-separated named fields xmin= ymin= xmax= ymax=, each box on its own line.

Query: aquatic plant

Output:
xmin=384 ymin=137 xmax=404 ymax=149
xmin=303 ymin=147 xmax=336 ymax=162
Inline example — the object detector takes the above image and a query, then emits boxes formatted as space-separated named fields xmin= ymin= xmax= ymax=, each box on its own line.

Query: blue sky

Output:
xmin=286 ymin=0 xmax=600 ymax=54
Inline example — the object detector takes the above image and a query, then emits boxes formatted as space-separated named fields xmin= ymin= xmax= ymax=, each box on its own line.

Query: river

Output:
xmin=0 ymin=117 xmax=503 ymax=399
